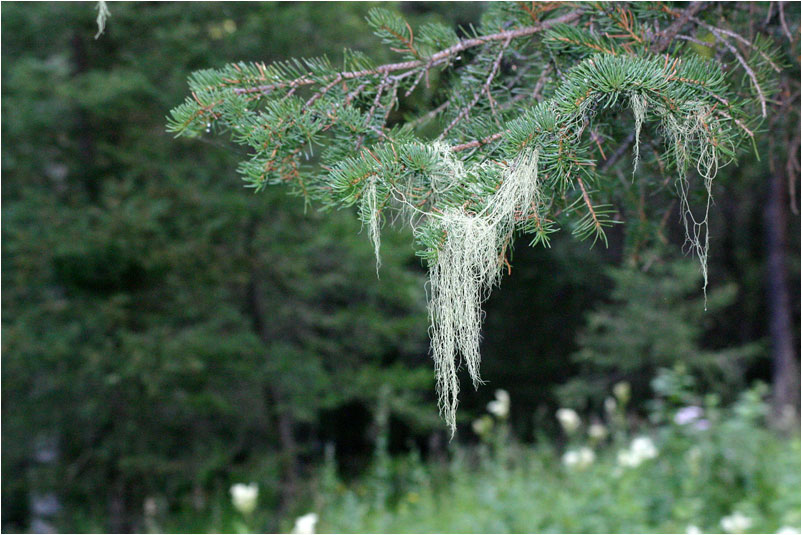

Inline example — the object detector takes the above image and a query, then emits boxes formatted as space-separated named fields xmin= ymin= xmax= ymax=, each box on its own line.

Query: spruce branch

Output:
xmin=439 ymin=37 xmax=512 ymax=140
xmin=169 ymin=2 xmax=785 ymax=435
xmin=228 ymin=10 xmax=583 ymax=98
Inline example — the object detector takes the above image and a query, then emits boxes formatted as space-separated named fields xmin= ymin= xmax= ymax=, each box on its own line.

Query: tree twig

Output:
xmin=231 ymin=10 xmax=583 ymax=96
xmin=650 ymin=1 xmax=707 ymax=53
xmin=691 ymin=15 xmax=782 ymax=72
xmin=439 ymin=37 xmax=512 ymax=140
xmin=704 ymin=28 xmax=768 ymax=117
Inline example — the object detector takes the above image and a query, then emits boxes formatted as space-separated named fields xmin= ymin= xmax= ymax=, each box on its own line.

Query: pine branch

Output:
xmin=169 ymin=2 xmax=785 ymax=435
xmin=439 ymin=37 xmax=512 ymax=140
xmin=650 ymin=1 xmax=707 ymax=53
xmin=231 ymin=10 xmax=583 ymax=97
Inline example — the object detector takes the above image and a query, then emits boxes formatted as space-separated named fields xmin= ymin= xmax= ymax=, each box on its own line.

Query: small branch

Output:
xmin=779 ymin=2 xmax=794 ymax=43
xmin=529 ymin=64 xmax=552 ymax=102
xmin=706 ymin=29 xmax=768 ymax=117
xmin=405 ymin=68 xmax=427 ymax=97
xmin=691 ymin=15 xmax=782 ymax=73
xmin=452 ymin=131 xmax=506 ymax=152
xmin=304 ymin=74 xmax=342 ymax=108
xmin=407 ymin=101 xmax=450 ymax=130
xmin=575 ymin=174 xmax=601 ymax=229
xmin=232 ymin=10 xmax=583 ymax=96
xmin=439 ymin=37 xmax=512 ymax=140
xmin=344 ymin=82 xmax=369 ymax=105
xmin=599 ymin=132 xmax=635 ymax=172
xmin=590 ymin=129 xmax=607 ymax=160
xmin=355 ymin=73 xmax=391 ymax=150
xmin=676 ymin=34 xmax=714 ymax=48
xmin=650 ymin=1 xmax=707 ymax=53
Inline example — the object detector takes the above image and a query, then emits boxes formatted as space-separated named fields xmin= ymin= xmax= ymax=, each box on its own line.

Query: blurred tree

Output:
xmin=2 ymin=2 xmax=454 ymax=531
xmin=557 ymin=253 xmax=763 ymax=412
xmin=2 ymin=3 xmax=799 ymax=533
xmin=168 ymin=1 xmax=798 ymax=436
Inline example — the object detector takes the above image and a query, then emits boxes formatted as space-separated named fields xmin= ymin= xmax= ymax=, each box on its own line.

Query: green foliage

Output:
xmin=2 ymin=2 xmax=798 ymax=532
xmin=2 ymin=3 xmax=439 ymax=531
xmin=306 ymin=381 xmax=799 ymax=534
xmin=558 ymin=255 xmax=763 ymax=410
xmin=168 ymin=2 xmax=783 ymax=433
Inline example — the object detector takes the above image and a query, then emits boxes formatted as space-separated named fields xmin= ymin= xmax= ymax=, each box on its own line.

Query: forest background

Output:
xmin=2 ymin=2 xmax=800 ymax=533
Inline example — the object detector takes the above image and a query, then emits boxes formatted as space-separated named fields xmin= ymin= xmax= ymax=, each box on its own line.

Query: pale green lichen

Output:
xmin=631 ymin=93 xmax=648 ymax=176
xmin=427 ymin=149 xmax=541 ymax=435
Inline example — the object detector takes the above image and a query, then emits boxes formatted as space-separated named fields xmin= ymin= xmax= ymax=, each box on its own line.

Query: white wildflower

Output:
xmin=562 ymin=449 xmax=580 ymax=467
xmin=686 ymin=525 xmax=702 ymax=534
xmin=230 ymin=483 xmax=258 ymax=515
xmin=613 ymin=381 xmax=631 ymax=403
xmin=617 ymin=436 xmax=658 ymax=468
xmin=577 ymin=447 xmax=595 ymax=468
xmin=721 ymin=512 xmax=752 ymax=534
xmin=472 ymin=415 xmax=493 ymax=437
xmin=556 ymin=408 xmax=581 ymax=433
xmin=604 ymin=396 xmax=617 ymax=415
xmin=617 ymin=448 xmax=638 ymax=468
xmin=562 ymin=447 xmax=594 ymax=470
xmin=631 ymin=436 xmax=658 ymax=460
xmin=588 ymin=423 xmax=608 ymax=441
xmin=487 ymin=389 xmax=510 ymax=418
xmin=292 ymin=513 xmax=319 ymax=535
xmin=776 ymin=527 xmax=800 ymax=534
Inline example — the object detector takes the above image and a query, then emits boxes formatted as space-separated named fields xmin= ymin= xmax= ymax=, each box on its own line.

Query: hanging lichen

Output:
xmin=170 ymin=11 xmax=766 ymax=433
xmin=426 ymin=149 xmax=541 ymax=434
xmin=362 ymin=178 xmax=382 ymax=275
xmin=630 ymin=92 xmax=648 ymax=175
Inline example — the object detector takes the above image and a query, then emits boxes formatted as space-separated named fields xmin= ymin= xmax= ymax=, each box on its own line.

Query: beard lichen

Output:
xmin=361 ymin=177 xmax=383 ymax=276
xmin=427 ymin=149 xmax=541 ymax=435
xmin=360 ymin=89 xmax=729 ymax=435
xmin=658 ymin=102 xmax=728 ymax=306
xmin=631 ymin=93 xmax=648 ymax=176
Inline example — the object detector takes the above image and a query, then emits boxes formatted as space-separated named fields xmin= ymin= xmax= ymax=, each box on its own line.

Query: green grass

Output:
xmin=305 ymin=383 xmax=800 ymax=534
xmin=74 ymin=381 xmax=801 ymax=534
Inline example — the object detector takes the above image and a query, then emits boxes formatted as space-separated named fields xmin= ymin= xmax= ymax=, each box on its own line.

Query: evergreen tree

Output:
xmin=169 ymin=2 xmax=792 ymax=434
xmin=2 ymin=3 xmax=440 ymax=530
xmin=557 ymin=253 xmax=763 ymax=411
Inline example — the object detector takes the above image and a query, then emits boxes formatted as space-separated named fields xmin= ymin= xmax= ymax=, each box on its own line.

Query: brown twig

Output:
xmin=691 ymin=15 xmax=782 ymax=73
xmin=439 ymin=37 xmax=512 ymax=140
xmin=650 ymin=1 xmax=707 ymax=53
xmin=407 ymin=101 xmax=450 ymax=130
xmin=599 ymin=132 xmax=636 ymax=172
xmin=778 ymin=2 xmax=794 ymax=43
xmin=452 ymin=131 xmax=506 ymax=152
xmin=231 ymin=10 xmax=583 ymax=97
xmin=304 ymin=74 xmax=343 ymax=108
xmin=356 ymin=72 xmax=390 ymax=150
xmin=704 ymin=28 xmax=768 ymax=117
xmin=575 ymin=174 xmax=601 ymax=230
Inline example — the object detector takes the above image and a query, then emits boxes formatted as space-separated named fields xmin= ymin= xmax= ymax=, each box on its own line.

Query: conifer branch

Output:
xmin=650 ymin=1 xmax=707 ymax=53
xmin=169 ymin=2 xmax=785 ymax=435
xmin=690 ymin=15 xmax=782 ymax=73
xmin=439 ymin=37 xmax=512 ymax=140
xmin=231 ymin=10 xmax=583 ymax=97
xmin=705 ymin=28 xmax=768 ymax=117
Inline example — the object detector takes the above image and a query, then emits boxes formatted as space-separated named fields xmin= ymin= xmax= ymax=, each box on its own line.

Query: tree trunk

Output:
xmin=107 ymin=476 xmax=128 ymax=533
xmin=765 ymin=168 xmax=800 ymax=424
xmin=244 ymin=218 xmax=300 ymax=516
xmin=70 ymin=32 xmax=98 ymax=200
